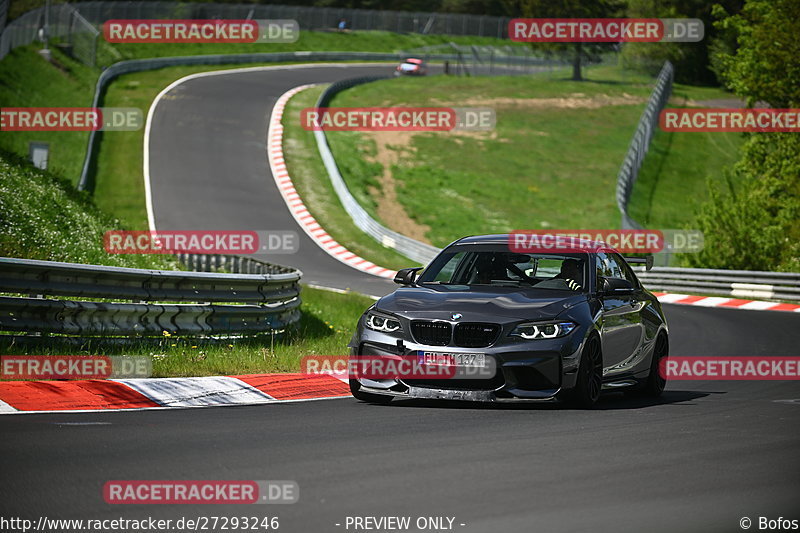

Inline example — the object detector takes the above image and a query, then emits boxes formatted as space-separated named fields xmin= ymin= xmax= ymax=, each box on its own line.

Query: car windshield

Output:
xmin=417 ymin=246 xmax=588 ymax=291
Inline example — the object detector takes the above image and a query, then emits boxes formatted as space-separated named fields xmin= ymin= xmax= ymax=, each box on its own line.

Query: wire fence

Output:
xmin=1 ymin=1 xmax=516 ymax=64
xmin=402 ymin=42 xmax=572 ymax=77
xmin=64 ymin=1 xmax=512 ymax=37
xmin=616 ymin=60 xmax=674 ymax=230
xmin=0 ymin=2 xmax=98 ymax=65
xmin=0 ymin=0 xmax=8 ymax=34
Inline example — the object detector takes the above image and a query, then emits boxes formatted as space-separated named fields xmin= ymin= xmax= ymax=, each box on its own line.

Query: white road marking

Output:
xmin=113 ymin=376 xmax=275 ymax=407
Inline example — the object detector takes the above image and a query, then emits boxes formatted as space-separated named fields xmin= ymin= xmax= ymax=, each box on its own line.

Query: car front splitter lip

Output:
xmin=358 ymin=384 xmax=561 ymax=403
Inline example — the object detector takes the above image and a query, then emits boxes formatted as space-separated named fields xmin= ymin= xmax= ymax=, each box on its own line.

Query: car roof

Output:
xmin=404 ymin=58 xmax=424 ymax=64
xmin=450 ymin=233 xmax=616 ymax=254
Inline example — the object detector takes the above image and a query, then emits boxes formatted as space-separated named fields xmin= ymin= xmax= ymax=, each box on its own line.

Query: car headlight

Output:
xmin=510 ymin=321 xmax=576 ymax=340
xmin=365 ymin=311 xmax=402 ymax=334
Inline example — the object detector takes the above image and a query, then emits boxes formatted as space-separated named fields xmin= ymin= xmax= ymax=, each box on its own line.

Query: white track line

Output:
xmin=143 ymin=62 xmax=393 ymax=234
xmin=114 ymin=376 xmax=275 ymax=407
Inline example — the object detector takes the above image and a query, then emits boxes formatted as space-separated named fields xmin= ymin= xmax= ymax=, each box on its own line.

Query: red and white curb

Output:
xmin=0 ymin=373 xmax=350 ymax=414
xmin=653 ymin=292 xmax=800 ymax=313
xmin=266 ymin=85 xmax=397 ymax=280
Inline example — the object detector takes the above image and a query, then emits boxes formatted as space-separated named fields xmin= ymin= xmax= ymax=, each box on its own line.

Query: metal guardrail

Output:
xmin=175 ymin=253 xmax=297 ymax=275
xmin=633 ymin=266 xmax=800 ymax=302
xmin=616 ymin=60 xmax=674 ymax=230
xmin=313 ymin=76 xmax=441 ymax=266
xmin=0 ymin=257 xmax=302 ymax=336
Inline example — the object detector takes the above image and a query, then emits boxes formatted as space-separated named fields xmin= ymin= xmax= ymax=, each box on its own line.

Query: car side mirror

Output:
xmin=394 ymin=267 xmax=422 ymax=286
xmin=602 ymin=277 xmax=635 ymax=295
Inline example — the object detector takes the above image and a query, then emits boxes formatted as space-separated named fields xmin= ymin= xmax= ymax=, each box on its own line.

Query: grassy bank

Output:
xmin=0 ymin=47 xmax=97 ymax=184
xmin=627 ymin=87 xmax=746 ymax=228
xmin=318 ymin=66 xmax=742 ymax=251
xmin=326 ymin=66 xmax=651 ymax=247
xmin=0 ymin=149 xmax=175 ymax=268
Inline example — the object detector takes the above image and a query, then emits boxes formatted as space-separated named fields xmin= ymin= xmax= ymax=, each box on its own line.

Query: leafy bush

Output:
xmin=686 ymin=0 xmax=800 ymax=272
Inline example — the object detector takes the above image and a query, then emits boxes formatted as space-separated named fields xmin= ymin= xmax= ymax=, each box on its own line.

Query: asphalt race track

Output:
xmin=146 ymin=63 xmax=408 ymax=296
xmin=2 ymin=64 xmax=798 ymax=533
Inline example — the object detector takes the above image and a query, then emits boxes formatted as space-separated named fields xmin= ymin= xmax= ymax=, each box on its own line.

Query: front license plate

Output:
xmin=419 ymin=351 xmax=485 ymax=367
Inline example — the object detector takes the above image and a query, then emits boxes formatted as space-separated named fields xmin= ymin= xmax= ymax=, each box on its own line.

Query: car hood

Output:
xmin=375 ymin=285 xmax=587 ymax=322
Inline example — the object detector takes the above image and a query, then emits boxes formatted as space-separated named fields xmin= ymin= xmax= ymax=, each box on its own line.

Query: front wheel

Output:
xmin=642 ymin=334 xmax=668 ymax=397
xmin=626 ymin=333 xmax=668 ymax=398
xmin=349 ymin=379 xmax=393 ymax=404
xmin=571 ymin=336 xmax=603 ymax=408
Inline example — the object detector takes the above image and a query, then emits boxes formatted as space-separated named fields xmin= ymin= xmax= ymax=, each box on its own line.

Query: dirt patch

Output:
xmin=365 ymin=131 xmax=432 ymax=244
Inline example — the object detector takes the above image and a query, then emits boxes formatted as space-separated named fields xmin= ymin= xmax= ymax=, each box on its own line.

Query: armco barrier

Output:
xmin=616 ymin=60 xmax=673 ymax=230
xmin=0 ymin=257 xmax=302 ymax=336
xmin=313 ymin=76 xmax=441 ymax=266
xmin=633 ymin=266 xmax=800 ymax=302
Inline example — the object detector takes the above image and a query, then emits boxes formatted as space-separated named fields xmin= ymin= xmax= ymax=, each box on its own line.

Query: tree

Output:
xmin=518 ymin=0 xmax=625 ymax=81
xmin=622 ymin=0 xmax=744 ymax=85
xmin=687 ymin=0 xmax=800 ymax=271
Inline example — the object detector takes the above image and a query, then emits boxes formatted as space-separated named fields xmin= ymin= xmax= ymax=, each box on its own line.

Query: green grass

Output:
xmin=0 ymin=149 xmax=176 ymax=268
xmin=627 ymin=86 xmax=747 ymax=228
xmin=325 ymin=66 xmax=657 ymax=247
xmin=316 ymin=66 xmax=744 ymax=252
xmin=0 ymin=286 xmax=373 ymax=377
xmin=0 ymin=46 xmax=97 ymax=184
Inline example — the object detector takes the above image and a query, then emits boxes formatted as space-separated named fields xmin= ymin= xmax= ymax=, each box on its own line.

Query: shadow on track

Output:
xmin=363 ymin=389 xmax=712 ymax=411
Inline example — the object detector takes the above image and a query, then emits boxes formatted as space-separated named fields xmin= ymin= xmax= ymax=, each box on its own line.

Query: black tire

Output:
xmin=571 ymin=336 xmax=603 ymax=408
xmin=641 ymin=333 xmax=668 ymax=397
xmin=349 ymin=379 xmax=393 ymax=404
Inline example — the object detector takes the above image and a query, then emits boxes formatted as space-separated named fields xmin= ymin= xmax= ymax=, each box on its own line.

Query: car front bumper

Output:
xmin=350 ymin=330 xmax=587 ymax=402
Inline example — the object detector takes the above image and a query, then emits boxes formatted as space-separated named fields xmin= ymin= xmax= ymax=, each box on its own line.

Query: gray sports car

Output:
xmin=348 ymin=234 xmax=669 ymax=407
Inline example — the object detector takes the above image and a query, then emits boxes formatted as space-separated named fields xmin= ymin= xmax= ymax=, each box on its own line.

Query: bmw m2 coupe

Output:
xmin=348 ymin=234 xmax=669 ymax=407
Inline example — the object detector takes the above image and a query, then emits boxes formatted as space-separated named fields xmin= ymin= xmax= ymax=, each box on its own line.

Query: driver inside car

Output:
xmin=470 ymin=254 xmax=509 ymax=284
xmin=556 ymin=258 xmax=583 ymax=291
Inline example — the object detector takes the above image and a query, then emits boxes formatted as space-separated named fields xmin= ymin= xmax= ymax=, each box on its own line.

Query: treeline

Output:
xmin=686 ymin=0 xmax=799 ymax=272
